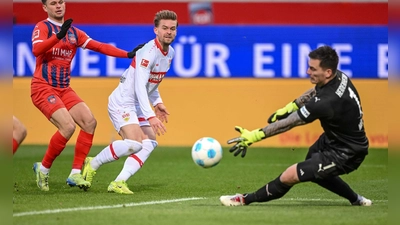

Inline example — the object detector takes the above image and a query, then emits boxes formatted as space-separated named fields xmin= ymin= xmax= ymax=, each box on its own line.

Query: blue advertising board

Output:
xmin=13 ymin=25 xmax=388 ymax=78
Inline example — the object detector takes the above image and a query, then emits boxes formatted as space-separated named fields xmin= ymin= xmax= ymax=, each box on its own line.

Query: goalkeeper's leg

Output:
xmin=222 ymin=155 xmax=318 ymax=205
xmin=242 ymin=165 xmax=297 ymax=205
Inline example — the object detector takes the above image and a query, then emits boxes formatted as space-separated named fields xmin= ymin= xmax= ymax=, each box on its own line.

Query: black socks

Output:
xmin=313 ymin=176 xmax=358 ymax=203
xmin=244 ymin=176 xmax=292 ymax=205
xmin=242 ymin=175 xmax=358 ymax=205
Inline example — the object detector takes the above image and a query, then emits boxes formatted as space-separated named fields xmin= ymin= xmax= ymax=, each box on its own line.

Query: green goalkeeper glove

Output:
xmin=227 ymin=126 xmax=266 ymax=157
xmin=267 ymin=100 xmax=299 ymax=123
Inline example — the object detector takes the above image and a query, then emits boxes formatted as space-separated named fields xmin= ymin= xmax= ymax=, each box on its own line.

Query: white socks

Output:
xmin=40 ymin=164 xmax=50 ymax=174
xmin=115 ymin=139 xmax=157 ymax=181
xmin=69 ymin=169 xmax=81 ymax=176
xmin=41 ymin=164 xmax=81 ymax=176
xmin=91 ymin=139 xmax=142 ymax=170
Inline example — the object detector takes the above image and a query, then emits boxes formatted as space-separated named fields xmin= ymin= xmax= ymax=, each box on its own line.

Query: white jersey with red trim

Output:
xmin=108 ymin=38 xmax=174 ymax=120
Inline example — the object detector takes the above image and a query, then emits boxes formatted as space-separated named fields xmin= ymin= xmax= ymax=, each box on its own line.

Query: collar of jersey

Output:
xmin=154 ymin=38 xmax=169 ymax=56
xmin=46 ymin=18 xmax=62 ymax=27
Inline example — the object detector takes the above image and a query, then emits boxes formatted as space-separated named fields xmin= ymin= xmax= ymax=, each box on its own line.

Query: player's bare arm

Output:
xmin=267 ymin=88 xmax=315 ymax=124
xmin=262 ymin=112 xmax=306 ymax=138
xmin=294 ymin=87 xmax=316 ymax=107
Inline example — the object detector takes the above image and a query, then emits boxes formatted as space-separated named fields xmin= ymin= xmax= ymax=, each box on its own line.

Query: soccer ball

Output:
xmin=191 ymin=137 xmax=223 ymax=168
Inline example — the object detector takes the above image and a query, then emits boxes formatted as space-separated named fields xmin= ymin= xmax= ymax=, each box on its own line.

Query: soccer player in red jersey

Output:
xmin=31 ymin=0 xmax=141 ymax=191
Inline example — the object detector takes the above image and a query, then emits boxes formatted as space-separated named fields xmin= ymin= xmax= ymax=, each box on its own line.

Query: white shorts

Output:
xmin=108 ymin=103 xmax=150 ymax=133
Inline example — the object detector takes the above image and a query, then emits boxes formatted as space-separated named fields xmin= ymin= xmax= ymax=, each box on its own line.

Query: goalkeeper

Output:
xmin=220 ymin=46 xmax=372 ymax=207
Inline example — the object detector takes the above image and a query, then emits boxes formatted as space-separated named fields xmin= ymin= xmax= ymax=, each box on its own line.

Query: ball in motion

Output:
xmin=191 ymin=137 xmax=223 ymax=168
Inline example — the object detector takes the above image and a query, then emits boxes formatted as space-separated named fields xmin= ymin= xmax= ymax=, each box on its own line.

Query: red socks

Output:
xmin=72 ymin=130 xmax=94 ymax=169
xmin=42 ymin=131 xmax=68 ymax=168
xmin=24 ymin=130 xmax=93 ymax=170
xmin=13 ymin=138 xmax=18 ymax=155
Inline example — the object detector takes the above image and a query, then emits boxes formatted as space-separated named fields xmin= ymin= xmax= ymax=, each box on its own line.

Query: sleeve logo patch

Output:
xmin=140 ymin=59 xmax=150 ymax=68
xmin=300 ymin=106 xmax=310 ymax=118
xmin=32 ymin=30 xmax=40 ymax=41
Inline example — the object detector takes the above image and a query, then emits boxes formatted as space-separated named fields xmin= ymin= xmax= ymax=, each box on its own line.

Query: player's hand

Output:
xmin=154 ymin=103 xmax=170 ymax=123
xmin=127 ymin=43 xmax=146 ymax=58
xmin=56 ymin=18 xmax=73 ymax=40
xmin=148 ymin=117 xmax=167 ymax=136
xmin=267 ymin=100 xmax=299 ymax=123
xmin=227 ymin=126 xmax=266 ymax=157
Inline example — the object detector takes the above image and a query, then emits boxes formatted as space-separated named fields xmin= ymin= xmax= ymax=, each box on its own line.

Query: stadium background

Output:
xmin=12 ymin=0 xmax=388 ymax=148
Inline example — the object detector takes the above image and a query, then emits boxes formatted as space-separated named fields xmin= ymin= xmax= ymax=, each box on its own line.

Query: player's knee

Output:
xmin=296 ymin=160 xmax=318 ymax=182
xmin=17 ymin=124 xmax=27 ymax=140
xmin=81 ymin=117 xmax=97 ymax=133
xmin=60 ymin=122 xmax=76 ymax=138
xmin=89 ymin=117 xmax=97 ymax=130
xmin=124 ymin=139 xmax=143 ymax=154
xmin=142 ymin=127 xmax=156 ymax=140
xmin=20 ymin=127 xmax=27 ymax=141
xmin=280 ymin=164 xmax=301 ymax=185
xmin=146 ymin=132 xmax=156 ymax=140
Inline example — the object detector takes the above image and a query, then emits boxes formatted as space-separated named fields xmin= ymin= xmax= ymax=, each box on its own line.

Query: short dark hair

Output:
xmin=309 ymin=45 xmax=339 ymax=75
xmin=41 ymin=0 xmax=46 ymax=4
xmin=154 ymin=10 xmax=178 ymax=27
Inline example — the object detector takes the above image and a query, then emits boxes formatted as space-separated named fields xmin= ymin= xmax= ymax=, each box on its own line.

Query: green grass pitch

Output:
xmin=13 ymin=145 xmax=387 ymax=225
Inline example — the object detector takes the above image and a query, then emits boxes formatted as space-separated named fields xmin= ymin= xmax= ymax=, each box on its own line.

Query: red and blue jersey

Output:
xmin=31 ymin=18 xmax=129 ymax=88
xmin=31 ymin=18 xmax=90 ymax=88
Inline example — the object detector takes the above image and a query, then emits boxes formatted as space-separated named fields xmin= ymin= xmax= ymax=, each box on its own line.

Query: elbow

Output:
xmin=32 ymin=49 xmax=40 ymax=57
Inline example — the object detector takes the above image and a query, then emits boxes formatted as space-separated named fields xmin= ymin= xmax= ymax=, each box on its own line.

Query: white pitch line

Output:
xmin=13 ymin=197 xmax=205 ymax=217
xmin=13 ymin=196 xmax=388 ymax=217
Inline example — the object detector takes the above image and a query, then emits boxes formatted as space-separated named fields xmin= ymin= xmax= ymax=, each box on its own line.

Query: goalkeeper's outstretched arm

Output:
xmin=294 ymin=87 xmax=316 ymax=107
xmin=227 ymin=110 xmax=308 ymax=157
xmin=268 ymin=87 xmax=316 ymax=123
xmin=263 ymin=111 xmax=307 ymax=138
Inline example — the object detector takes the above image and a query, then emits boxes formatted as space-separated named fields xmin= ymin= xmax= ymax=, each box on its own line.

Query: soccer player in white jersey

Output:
xmin=81 ymin=10 xmax=177 ymax=194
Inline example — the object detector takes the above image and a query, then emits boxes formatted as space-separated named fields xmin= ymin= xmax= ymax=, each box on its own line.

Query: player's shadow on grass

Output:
xmin=71 ymin=182 xmax=167 ymax=194
xmin=131 ymin=183 xmax=167 ymax=192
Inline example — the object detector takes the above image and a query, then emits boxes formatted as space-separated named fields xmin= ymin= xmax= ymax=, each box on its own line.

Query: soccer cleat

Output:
xmin=66 ymin=173 xmax=91 ymax=190
xmin=82 ymin=157 xmax=97 ymax=184
xmin=32 ymin=162 xmax=49 ymax=191
xmin=351 ymin=195 xmax=372 ymax=206
xmin=107 ymin=181 xmax=134 ymax=194
xmin=220 ymin=193 xmax=245 ymax=206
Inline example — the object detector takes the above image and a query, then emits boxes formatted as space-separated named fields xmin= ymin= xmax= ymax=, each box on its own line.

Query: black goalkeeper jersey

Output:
xmin=297 ymin=70 xmax=369 ymax=154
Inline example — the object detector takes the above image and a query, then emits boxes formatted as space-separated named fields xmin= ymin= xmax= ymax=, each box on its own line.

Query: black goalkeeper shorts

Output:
xmin=296 ymin=134 xmax=366 ymax=182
